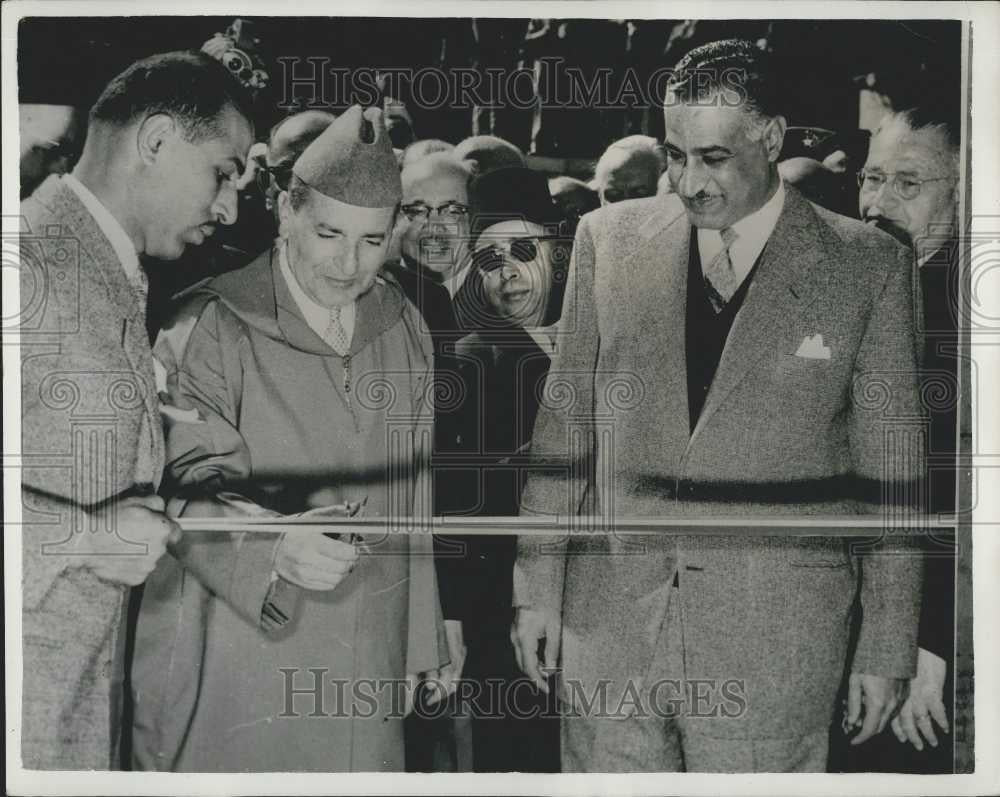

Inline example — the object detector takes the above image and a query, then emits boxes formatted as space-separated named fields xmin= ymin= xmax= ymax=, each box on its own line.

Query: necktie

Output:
xmin=324 ymin=305 xmax=350 ymax=356
xmin=130 ymin=266 xmax=149 ymax=314
xmin=703 ymin=227 xmax=739 ymax=313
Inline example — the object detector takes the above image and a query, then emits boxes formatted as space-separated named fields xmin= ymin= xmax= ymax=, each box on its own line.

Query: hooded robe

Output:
xmin=130 ymin=247 xmax=447 ymax=772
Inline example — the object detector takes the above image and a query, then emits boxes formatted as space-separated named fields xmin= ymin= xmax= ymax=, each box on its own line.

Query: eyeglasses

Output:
xmin=400 ymin=201 xmax=470 ymax=223
xmin=254 ymin=160 xmax=292 ymax=194
xmin=856 ymin=169 xmax=952 ymax=201
xmin=473 ymin=236 xmax=561 ymax=274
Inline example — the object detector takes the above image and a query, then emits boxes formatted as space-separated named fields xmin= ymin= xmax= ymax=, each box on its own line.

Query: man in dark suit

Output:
xmin=19 ymin=51 xmax=254 ymax=769
xmin=436 ymin=167 xmax=566 ymax=772
xmin=856 ymin=107 xmax=961 ymax=772
xmin=512 ymin=39 xmax=926 ymax=772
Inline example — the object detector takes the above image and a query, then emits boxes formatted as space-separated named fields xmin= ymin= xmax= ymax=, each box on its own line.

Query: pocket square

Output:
xmin=158 ymin=402 xmax=205 ymax=424
xmin=794 ymin=334 xmax=831 ymax=360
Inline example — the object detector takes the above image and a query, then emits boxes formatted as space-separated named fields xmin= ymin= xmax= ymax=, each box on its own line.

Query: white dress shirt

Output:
xmin=697 ymin=180 xmax=786 ymax=287
xmin=63 ymin=173 xmax=144 ymax=293
xmin=278 ymin=241 xmax=355 ymax=348
xmin=443 ymin=260 xmax=472 ymax=299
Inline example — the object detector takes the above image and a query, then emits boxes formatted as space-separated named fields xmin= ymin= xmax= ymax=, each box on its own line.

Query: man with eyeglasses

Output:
xmin=849 ymin=107 xmax=962 ymax=775
xmin=394 ymin=153 xmax=476 ymax=300
xmin=512 ymin=39 xmax=926 ymax=773
xmin=435 ymin=166 xmax=566 ymax=772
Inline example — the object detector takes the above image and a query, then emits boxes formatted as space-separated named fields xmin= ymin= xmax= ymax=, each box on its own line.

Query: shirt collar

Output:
xmin=63 ymin=173 xmax=142 ymax=285
xmin=444 ymin=260 xmax=472 ymax=298
xmin=278 ymin=241 xmax=355 ymax=344
xmin=698 ymin=179 xmax=786 ymax=283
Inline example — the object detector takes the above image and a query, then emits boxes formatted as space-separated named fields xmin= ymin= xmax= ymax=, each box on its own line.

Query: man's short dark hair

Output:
xmin=666 ymin=39 xmax=781 ymax=122
xmin=89 ymin=50 xmax=254 ymax=141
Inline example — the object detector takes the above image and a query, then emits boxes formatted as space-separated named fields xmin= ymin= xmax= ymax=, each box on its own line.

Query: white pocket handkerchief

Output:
xmin=794 ymin=333 xmax=831 ymax=360
xmin=159 ymin=402 xmax=205 ymax=424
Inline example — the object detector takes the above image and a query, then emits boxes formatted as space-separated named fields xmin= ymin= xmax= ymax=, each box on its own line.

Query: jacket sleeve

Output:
xmin=155 ymin=299 xmax=296 ymax=630
xmin=20 ymin=347 xmax=108 ymax=610
xmin=848 ymin=241 xmax=925 ymax=679
xmin=19 ymin=249 xmax=117 ymax=610
xmin=514 ymin=214 xmax=600 ymax=616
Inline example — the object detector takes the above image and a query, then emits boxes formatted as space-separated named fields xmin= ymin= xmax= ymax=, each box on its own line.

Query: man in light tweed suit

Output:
xmin=513 ymin=40 xmax=926 ymax=772
xmin=19 ymin=51 xmax=253 ymax=769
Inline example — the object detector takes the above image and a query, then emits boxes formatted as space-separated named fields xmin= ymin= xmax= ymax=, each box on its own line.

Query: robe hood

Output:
xmin=179 ymin=246 xmax=411 ymax=357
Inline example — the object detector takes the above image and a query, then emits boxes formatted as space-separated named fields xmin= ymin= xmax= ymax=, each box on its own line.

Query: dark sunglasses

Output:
xmin=254 ymin=161 xmax=293 ymax=194
xmin=473 ymin=235 xmax=562 ymax=274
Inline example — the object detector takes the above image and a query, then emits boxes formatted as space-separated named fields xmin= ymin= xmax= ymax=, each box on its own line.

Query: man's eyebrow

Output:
xmin=693 ymin=145 xmax=733 ymax=156
xmin=662 ymin=143 xmax=733 ymax=156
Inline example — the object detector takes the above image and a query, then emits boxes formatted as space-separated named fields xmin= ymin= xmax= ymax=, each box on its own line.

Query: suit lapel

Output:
xmin=634 ymin=200 xmax=692 ymax=451
xmin=40 ymin=177 xmax=164 ymax=477
xmin=690 ymin=188 xmax=832 ymax=444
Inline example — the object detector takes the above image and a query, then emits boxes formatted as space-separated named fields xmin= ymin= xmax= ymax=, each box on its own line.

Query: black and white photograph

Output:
xmin=4 ymin=2 xmax=997 ymax=794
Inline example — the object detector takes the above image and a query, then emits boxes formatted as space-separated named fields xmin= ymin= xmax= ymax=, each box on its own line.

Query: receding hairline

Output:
xmin=401 ymin=153 xmax=474 ymax=190
xmin=595 ymin=144 xmax=665 ymax=178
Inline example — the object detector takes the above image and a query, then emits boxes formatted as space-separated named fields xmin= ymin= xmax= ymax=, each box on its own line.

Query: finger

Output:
xmin=314 ymin=537 xmax=361 ymax=563
xmin=127 ymin=493 xmax=165 ymax=512
xmin=928 ymin=697 xmax=949 ymax=734
xmin=428 ymin=668 xmax=451 ymax=705
xmin=404 ymin=673 xmax=417 ymax=716
xmin=899 ymin=705 xmax=923 ymax=750
xmin=916 ymin=712 xmax=939 ymax=748
xmin=875 ymin=695 xmax=898 ymax=735
xmin=511 ymin=627 xmax=525 ymax=672
xmin=846 ymin=676 xmax=862 ymax=729
xmin=166 ymin=520 xmax=182 ymax=546
xmin=285 ymin=562 xmax=347 ymax=590
xmin=890 ymin=716 xmax=907 ymax=744
xmin=544 ymin=629 xmax=559 ymax=673
xmin=518 ymin=631 xmax=543 ymax=688
xmin=851 ymin=696 xmax=883 ymax=745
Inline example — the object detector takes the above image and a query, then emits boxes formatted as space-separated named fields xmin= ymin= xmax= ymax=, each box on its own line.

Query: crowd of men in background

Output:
xmin=18 ymin=29 xmax=962 ymax=776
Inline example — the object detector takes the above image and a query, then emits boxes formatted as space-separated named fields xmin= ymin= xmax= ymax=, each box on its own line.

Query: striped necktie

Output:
xmin=324 ymin=305 xmax=350 ymax=356
xmin=702 ymin=226 xmax=739 ymax=313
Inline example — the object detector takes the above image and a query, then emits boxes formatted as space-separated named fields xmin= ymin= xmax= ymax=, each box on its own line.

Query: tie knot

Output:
xmin=720 ymin=226 xmax=737 ymax=248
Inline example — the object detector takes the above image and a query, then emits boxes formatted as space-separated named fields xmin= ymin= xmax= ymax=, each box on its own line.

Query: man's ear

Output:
xmin=136 ymin=113 xmax=177 ymax=165
xmin=764 ymin=115 xmax=787 ymax=162
xmin=276 ymin=190 xmax=292 ymax=237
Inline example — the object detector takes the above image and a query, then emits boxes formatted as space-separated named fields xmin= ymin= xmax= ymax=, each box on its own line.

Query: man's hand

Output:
xmin=846 ymin=672 xmax=909 ymax=745
xmin=81 ymin=495 xmax=180 ymax=586
xmin=428 ymin=619 xmax=466 ymax=706
xmin=273 ymin=533 xmax=359 ymax=591
xmin=890 ymin=647 xmax=949 ymax=750
xmin=511 ymin=606 xmax=561 ymax=694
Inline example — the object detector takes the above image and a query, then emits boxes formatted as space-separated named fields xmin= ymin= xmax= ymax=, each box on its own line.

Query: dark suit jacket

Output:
xmin=435 ymin=328 xmax=552 ymax=632
xmin=516 ymin=186 xmax=926 ymax=739
xmin=916 ymin=243 xmax=960 ymax=662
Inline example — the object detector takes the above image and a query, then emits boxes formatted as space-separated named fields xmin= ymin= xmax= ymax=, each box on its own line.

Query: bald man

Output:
xmin=592 ymin=135 xmax=666 ymax=205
